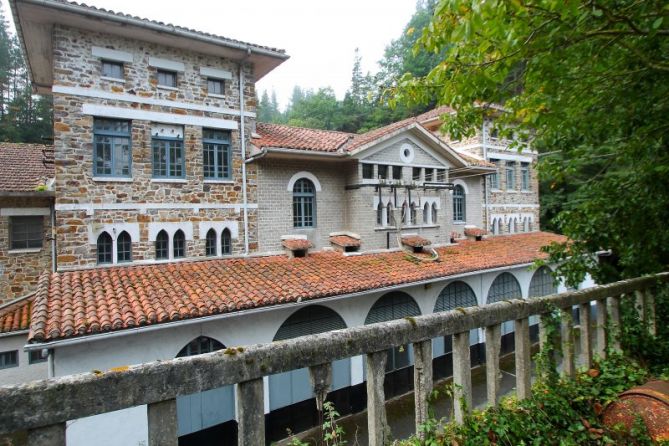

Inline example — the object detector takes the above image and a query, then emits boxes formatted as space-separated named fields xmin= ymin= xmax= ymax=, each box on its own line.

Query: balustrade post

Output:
xmin=561 ymin=309 xmax=575 ymax=378
xmin=237 ymin=378 xmax=265 ymax=446
xmin=514 ymin=318 xmax=531 ymax=400
xmin=366 ymin=350 xmax=390 ymax=446
xmin=27 ymin=423 xmax=66 ymax=446
xmin=148 ymin=399 xmax=177 ymax=446
xmin=579 ymin=303 xmax=592 ymax=369
xmin=595 ymin=299 xmax=607 ymax=358
xmin=645 ymin=288 xmax=657 ymax=336
xmin=412 ymin=340 xmax=433 ymax=437
xmin=452 ymin=331 xmax=472 ymax=423
xmin=608 ymin=295 xmax=622 ymax=352
xmin=538 ymin=313 xmax=555 ymax=379
xmin=309 ymin=363 xmax=332 ymax=412
xmin=484 ymin=324 xmax=502 ymax=406
xmin=635 ymin=290 xmax=647 ymax=326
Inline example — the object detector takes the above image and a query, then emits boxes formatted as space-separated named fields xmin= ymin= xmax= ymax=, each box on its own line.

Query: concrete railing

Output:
xmin=0 ymin=273 xmax=666 ymax=446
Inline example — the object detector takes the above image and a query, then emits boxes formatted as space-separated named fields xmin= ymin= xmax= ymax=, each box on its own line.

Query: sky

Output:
xmin=1 ymin=0 xmax=417 ymax=110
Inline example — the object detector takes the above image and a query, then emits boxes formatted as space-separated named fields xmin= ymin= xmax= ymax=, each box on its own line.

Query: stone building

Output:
xmin=0 ymin=1 xmax=572 ymax=445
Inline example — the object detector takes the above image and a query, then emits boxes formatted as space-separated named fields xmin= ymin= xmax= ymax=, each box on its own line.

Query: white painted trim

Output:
xmin=286 ymin=171 xmax=322 ymax=192
xmin=357 ymin=133 xmax=454 ymax=169
xmin=148 ymin=222 xmax=193 ymax=242
xmin=456 ymin=143 xmax=536 ymax=155
xmin=81 ymin=104 xmax=238 ymax=130
xmin=452 ymin=179 xmax=469 ymax=195
xmin=359 ymin=160 xmax=446 ymax=170
xmin=88 ymin=223 xmax=140 ymax=245
xmin=485 ymin=204 xmax=540 ymax=209
xmin=204 ymin=180 xmax=235 ymax=185
xmin=150 ymin=179 xmax=188 ymax=184
xmin=200 ymin=67 xmax=233 ymax=80
xmin=488 ymin=152 xmax=533 ymax=163
xmin=156 ymin=85 xmax=179 ymax=92
xmin=399 ymin=142 xmax=415 ymax=164
xmin=0 ymin=208 xmax=50 ymax=216
xmin=91 ymin=46 xmax=133 ymax=63
xmin=55 ymin=202 xmax=256 ymax=213
xmin=148 ymin=57 xmax=185 ymax=72
xmin=7 ymin=248 xmax=42 ymax=254
xmin=100 ymin=76 xmax=125 ymax=83
xmin=52 ymin=86 xmax=255 ymax=118
xmin=92 ymin=177 xmax=133 ymax=183
xmin=207 ymin=93 xmax=226 ymax=99
xmin=199 ymin=221 xmax=239 ymax=241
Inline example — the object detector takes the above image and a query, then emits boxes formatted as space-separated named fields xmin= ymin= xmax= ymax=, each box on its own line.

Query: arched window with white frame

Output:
xmin=293 ymin=178 xmax=316 ymax=228
xmin=156 ymin=230 xmax=169 ymax=260
xmin=173 ymin=229 xmax=186 ymax=258
xmin=221 ymin=228 xmax=232 ymax=255
xmin=423 ymin=202 xmax=430 ymax=224
xmin=377 ymin=202 xmax=384 ymax=226
xmin=97 ymin=232 xmax=113 ymax=264
xmin=117 ymin=231 xmax=132 ymax=263
xmin=205 ymin=229 xmax=217 ymax=256
xmin=431 ymin=202 xmax=438 ymax=224
xmin=453 ymin=185 xmax=465 ymax=222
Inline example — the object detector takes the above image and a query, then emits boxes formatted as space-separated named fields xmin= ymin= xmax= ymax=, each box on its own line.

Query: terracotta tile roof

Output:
xmin=0 ymin=297 xmax=33 ymax=334
xmin=49 ymin=1 xmax=286 ymax=56
xmin=401 ymin=235 xmax=432 ymax=248
xmin=29 ymin=232 xmax=566 ymax=343
xmin=282 ymin=239 xmax=313 ymax=250
xmin=253 ymin=123 xmax=352 ymax=152
xmin=329 ymin=235 xmax=361 ymax=248
xmin=0 ymin=143 xmax=54 ymax=193
xmin=464 ymin=228 xmax=487 ymax=237
xmin=456 ymin=152 xmax=495 ymax=168
xmin=415 ymin=105 xmax=456 ymax=123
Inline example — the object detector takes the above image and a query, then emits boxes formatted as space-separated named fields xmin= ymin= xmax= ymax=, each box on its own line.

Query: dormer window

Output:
xmin=101 ymin=60 xmax=123 ymax=80
xmin=207 ymin=78 xmax=224 ymax=95
xmin=157 ymin=69 xmax=177 ymax=88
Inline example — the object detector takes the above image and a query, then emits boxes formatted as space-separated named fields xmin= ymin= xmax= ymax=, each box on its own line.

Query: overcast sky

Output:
xmin=2 ymin=0 xmax=417 ymax=110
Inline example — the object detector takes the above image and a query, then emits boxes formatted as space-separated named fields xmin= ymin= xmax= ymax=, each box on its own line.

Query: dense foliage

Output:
xmin=392 ymin=0 xmax=669 ymax=284
xmin=0 ymin=7 xmax=52 ymax=143
xmin=257 ymin=0 xmax=440 ymax=133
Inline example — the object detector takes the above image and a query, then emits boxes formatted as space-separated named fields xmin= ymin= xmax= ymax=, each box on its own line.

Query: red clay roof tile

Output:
xmin=0 ymin=297 xmax=33 ymax=334
xmin=282 ymin=239 xmax=313 ymax=250
xmin=329 ymin=235 xmax=361 ymax=248
xmin=0 ymin=143 xmax=54 ymax=193
xmin=464 ymin=227 xmax=487 ymax=237
xmin=401 ymin=235 xmax=432 ymax=248
xmin=253 ymin=123 xmax=352 ymax=152
xmin=29 ymin=232 xmax=565 ymax=342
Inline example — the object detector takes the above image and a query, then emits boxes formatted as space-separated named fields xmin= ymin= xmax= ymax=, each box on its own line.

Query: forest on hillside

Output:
xmin=0 ymin=8 xmax=52 ymax=144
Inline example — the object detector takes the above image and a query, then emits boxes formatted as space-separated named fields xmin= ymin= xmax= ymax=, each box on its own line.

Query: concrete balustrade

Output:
xmin=0 ymin=273 xmax=665 ymax=446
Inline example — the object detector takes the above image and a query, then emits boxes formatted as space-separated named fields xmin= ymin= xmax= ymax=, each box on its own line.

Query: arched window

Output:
xmin=205 ymin=228 xmax=217 ymax=256
xmin=524 ymin=218 xmax=530 ymax=232
xmin=491 ymin=219 xmax=498 ymax=235
xmin=410 ymin=203 xmax=417 ymax=225
xmin=156 ymin=230 xmax=169 ymax=260
xmin=117 ymin=231 xmax=132 ymax=263
xmin=529 ymin=266 xmax=557 ymax=298
xmin=293 ymin=178 xmax=316 ymax=228
xmin=270 ymin=306 xmax=350 ymax=411
xmin=386 ymin=202 xmax=393 ymax=226
xmin=377 ymin=202 xmax=384 ymax=226
xmin=453 ymin=185 xmax=465 ymax=222
xmin=221 ymin=228 xmax=232 ymax=255
xmin=365 ymin=292 xmax=421 ymax=373
xmin=173 ymin=229 xmax=186 ymax=258
xmin=431 ymin=203 xmax=438 ymax=224
xmin=435 ymin=281 xmax=478 ymax=312
xmin=401 ymin=201 xmax=409 ymax=225
xmin=423 ymin=202 xmax=430 ymax=224
xmin=487 ymin=272 xmax=522 ymax=304
xmin=97 ymin=232 xmax=113 ymax=264
xmin=177 ymin=336 xmax=225 ymax=357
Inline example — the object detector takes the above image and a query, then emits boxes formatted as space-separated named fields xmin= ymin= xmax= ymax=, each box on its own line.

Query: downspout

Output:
xmin=482 ymin=119 xmax=489 ymax=232
xmin=239 ymin=49 xmax=251 ymax=255
xmin=50 ymin=202 xmax=56 ymax=273
xmin=47 ymin=349 xmax=55 ymax=378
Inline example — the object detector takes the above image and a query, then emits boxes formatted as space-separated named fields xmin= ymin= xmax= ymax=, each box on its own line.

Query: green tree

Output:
xmin=285 ymin=87 xmax=342 ymax=130
xmin=394 ymin=0 xmax=669 ymax=283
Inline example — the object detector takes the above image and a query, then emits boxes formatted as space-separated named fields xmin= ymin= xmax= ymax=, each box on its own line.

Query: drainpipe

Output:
xmin=51 ymin=203 xmax=56 ymax=273
xmin=482 ymin=119 xmax=489 ymax=232
xmin=239 ymin=49 xmax=251 ymax=255
xmin=47 ymin=349 xmax=55 ymax=378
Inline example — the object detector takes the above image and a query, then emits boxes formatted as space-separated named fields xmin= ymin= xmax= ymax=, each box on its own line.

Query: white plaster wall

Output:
xmin=0 ymin=333 xmax=48 ymax=385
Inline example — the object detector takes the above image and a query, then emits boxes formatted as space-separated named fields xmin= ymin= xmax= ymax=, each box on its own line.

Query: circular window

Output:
xmin=399 ymin=143 xmax=415 ymax=163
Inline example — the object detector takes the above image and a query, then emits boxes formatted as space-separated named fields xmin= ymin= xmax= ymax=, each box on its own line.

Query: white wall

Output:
xmin=0 ymin=333 xmax=48 ymax=385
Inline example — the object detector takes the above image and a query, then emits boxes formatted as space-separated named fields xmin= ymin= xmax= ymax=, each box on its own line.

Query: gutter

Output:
xmin=246 ymin=147 xmax=347 ymax=161
xmin=23 ymin=261 xmax=537 ymax=351
xmin=0 ymin=191 xmax=55 ymax=198
xmin=0 ymin=329 xmax=29 ymax=340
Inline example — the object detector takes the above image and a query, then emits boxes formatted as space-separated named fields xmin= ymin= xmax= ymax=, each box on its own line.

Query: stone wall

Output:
xmin=0 ymin=197 xmax=53 ymax=303
xmin=51 ymin=26 xmax=257 ymax=269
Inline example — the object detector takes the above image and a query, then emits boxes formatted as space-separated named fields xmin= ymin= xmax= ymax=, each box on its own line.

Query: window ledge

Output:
xmin=204 ymin=179 xmax=234 ymax=184
xmin=157 ymin=85 xmax=179 ymax=91
xmin=101 ymin=76 xmax=125 ymax=83
xmin=521 ymin=190 xmax=533 ymax=193
xmin=207 ymin=93 xmax=226 ymax=99
xmin=151 ymin=178 xmax=188 ymax=183
xmin=453 ymin=221 xmax=467 ymax=225
xmin=505 ymin=190 xmax=520 ymax=194
xmin=92 ymin=176 xmax=133 ymax=183
xmin=8 ymin=248 xmax=42 ymax=254
xmin=374 ymin=224 xmax=440 ymax=231
xmin=490 ymin=188 xmax=502 ymax=192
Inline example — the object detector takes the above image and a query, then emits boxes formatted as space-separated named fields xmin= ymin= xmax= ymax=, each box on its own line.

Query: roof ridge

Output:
xmin=256 ymin=122 xmax=354 ymax=136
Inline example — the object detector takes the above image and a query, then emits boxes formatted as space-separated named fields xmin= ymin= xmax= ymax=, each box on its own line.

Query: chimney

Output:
xmin=464 ymin=226 xmax=487 ymax=242
xmin=401 ymin=235 xmax=432 ymax=254
xmin=329 ymin=232 xmax=361 ymax=253
xmin=281 ymin=235 xmax=312 ymax=258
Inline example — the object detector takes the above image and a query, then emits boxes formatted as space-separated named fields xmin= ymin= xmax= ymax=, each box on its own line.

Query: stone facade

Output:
xmin=0 ymin=197 xmax=53 ymax=303
xmin=51 ymin=26 xmax=257 ymax=270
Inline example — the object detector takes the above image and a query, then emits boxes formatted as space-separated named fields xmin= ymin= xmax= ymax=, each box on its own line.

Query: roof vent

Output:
xmin=401 ymin=235 xmax=432 ymax=253
xmin=329 ymin=232 xmax=361 ymax=253
xmin=464 ymin=226 xmax=487 ymax=241
xmin=281 ymin=235 xmax=312 ymax=258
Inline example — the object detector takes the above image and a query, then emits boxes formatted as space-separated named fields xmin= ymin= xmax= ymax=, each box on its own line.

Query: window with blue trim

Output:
xmin=203 ymin=129 xmax=231 ymax=180
xmin=293 ymin=178 xmax=316 ymax=228
xmin=453 ymin=185 xmax=466 ymax=222
xmin=93 ymin=118 xmax=131 ymax=177
xmin=152 ymin=128 xmax=184 ymax=178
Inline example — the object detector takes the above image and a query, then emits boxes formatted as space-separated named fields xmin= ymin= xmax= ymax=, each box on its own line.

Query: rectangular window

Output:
xmin=425 ymin=168 xmax=435 ymax=182
xmin=207 ymin=78 xmax=224 ymax=95
xmin=157 ymin=69 xmax=177 ymax=88
xmin=506 ymin=161 xmax=516 ymax=190
xmin=362 ymin=164 xmax=374 ymax=179
xmin=0 ymin=350 xmax=17 ymax=369
xmin=93 ymin=118 xmax=131 ymax=177
xmin=412 ymin=167 xmax=422 ymax=182
xmin=29 ymin=350 xmax=47 ymax=364
xmin=521 ymin=162 xmax=531 ymax=190
xmin=101 ymin=60 xmax=123 ymax=79
xmin=152 ymin=129 xmax=185 ymax=178
xmin=392 ymin=166 xmax=402 ymax=180
xmin=377 ymin=165 xmax=388 ymax=180
xmin=436 ymin=169 xmax=446 ymax=183
xmin=10 ymin=216 xmax=43 ymax=250
xmin=203 ymin=129 xmax=232 ymax=180
xmin=490 ymin=159 xmax=500 ymax=189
